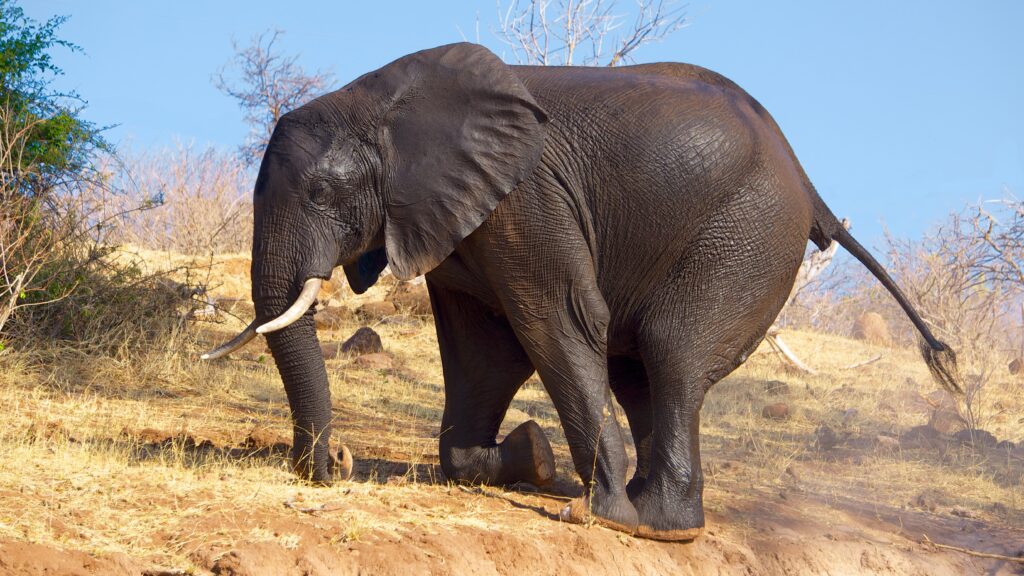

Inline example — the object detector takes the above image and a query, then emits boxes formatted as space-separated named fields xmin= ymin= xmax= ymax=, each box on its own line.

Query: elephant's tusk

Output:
xmin=255 ymin=278 xmax=322 ymax=335
xmin=201 ymin=320 xmax=258 ymax=361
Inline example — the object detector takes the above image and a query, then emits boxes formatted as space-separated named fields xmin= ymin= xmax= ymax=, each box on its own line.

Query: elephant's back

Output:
xmin=510 ymin=65 xmax=815 ymax=340
xmin=517 ymin=64 xmax=765 ymax=214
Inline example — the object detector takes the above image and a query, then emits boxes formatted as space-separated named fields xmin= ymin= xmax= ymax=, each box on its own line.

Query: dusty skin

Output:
xmin=0 ymin=250 xmax=1021 ymax=575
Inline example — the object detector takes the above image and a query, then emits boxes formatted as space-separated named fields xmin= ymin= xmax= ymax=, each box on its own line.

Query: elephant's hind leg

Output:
xmin=429 ymin=281 xmax=555 ymax=488
xmin=632 ymin=212 xmax=806 ymax=541
xmin=608 ymin=356 xmax=653 ymax=500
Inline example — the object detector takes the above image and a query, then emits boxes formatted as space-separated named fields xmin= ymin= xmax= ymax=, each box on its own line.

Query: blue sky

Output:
xmin=26 ymin=1 xmax=1024 ymax=249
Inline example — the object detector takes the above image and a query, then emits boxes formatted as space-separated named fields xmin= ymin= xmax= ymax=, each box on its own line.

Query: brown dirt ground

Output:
xmin=1 ymin=422 xmax=1021 ymax=576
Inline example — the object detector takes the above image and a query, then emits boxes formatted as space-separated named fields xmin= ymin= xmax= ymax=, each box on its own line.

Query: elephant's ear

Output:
xmin=343 ymin=248 xmax=389 ymax=295
xmin=370 ymin=43 xmax=548 ymax=280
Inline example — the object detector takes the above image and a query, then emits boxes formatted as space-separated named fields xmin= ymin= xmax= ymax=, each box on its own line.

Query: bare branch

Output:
xmin=214 ymin=30 xmax=334 ymax=166
xmin=494 ymin=0 xmax=687 ymax=67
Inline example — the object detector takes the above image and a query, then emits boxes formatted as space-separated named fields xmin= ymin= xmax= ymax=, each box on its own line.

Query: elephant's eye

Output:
xmin=308 ymin=179 xmax=334 ymax=207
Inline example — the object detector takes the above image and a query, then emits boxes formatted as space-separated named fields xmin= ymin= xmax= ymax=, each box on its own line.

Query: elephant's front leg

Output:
xmin=429 ymin=281 xmax=555 ymax=487
xmin=504 ymin=282 xmax=638 ymax=534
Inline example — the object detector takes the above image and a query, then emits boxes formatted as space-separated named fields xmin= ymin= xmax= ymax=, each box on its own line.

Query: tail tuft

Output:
xmin=919 ymin=340 xmax=964 ymax=395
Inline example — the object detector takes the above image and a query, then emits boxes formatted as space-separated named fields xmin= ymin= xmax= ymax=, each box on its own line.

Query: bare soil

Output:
xmin=1 ymin=424 xmax=1021 ymax=576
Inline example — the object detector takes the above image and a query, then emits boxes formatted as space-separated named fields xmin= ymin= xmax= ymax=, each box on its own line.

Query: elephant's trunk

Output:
xmin=251 ymin=243 xmax=336 ymax=484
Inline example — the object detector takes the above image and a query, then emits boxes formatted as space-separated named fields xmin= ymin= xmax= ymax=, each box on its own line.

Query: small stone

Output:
xmin=761 ymin=403 xmax=790 ymax=420
xmin=928 ymin=409 xmax=966 ymax=435
xmin=356 ymin=300 xmax=396 ymax=320
xmin=911 ymin=491 xmax=938 ymax=512
xmin=852 ymin=312 xmax=891 ymax=346
xmin=814 ymin=424 xmax=838 ymax=451
xmin=875 ymin=434 xmax=900 ymax=450
xmin=950 ymin=505 xmax=978 ymax=519
xmin=1009 ymin=357 xmax=1023 ymax=375
xmin=903 ymin=425 xmax=940 ymax=445
xmin=353 ymin=353 xmax=393 ymax=371
xmin=341 ymin=327 xmax=384 ymax=355
xmin=320 ymin=342 xmax=340 ymax=359
xmin=763 ymin=380 xmax=790 ymax=396
xmin=952 ymin=429 xmax=997 ymax=447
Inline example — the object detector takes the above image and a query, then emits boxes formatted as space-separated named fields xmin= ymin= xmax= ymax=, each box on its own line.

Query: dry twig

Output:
xmin=921 ymin=534 xmax=1024 ymax=564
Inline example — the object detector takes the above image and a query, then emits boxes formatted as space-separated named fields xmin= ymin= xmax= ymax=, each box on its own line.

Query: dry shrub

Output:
xmin=787 ymin=206 xmax=1022 ymax=434
xmin=107 ymin=144 xmax=253 ymax=256
xmin=0 ymin=109 xmax=209 ymax=360
xmin=852 ymin=311 xmax=891 ymax=346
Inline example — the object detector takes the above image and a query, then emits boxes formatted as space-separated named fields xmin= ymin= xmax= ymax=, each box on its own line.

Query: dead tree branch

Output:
xmin=495 ymin=0 xmax=688 ymax=67
xmin=214 ymin=30 xmax=334 ymax=166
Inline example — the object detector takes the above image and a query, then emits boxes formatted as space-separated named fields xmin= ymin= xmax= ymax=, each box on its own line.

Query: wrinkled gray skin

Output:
xmin=242 ymin=43 xmax=960 ymax=540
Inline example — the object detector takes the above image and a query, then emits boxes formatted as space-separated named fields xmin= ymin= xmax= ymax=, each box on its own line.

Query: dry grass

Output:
xmin=0 ymin=248 xmax=1021 ymax=571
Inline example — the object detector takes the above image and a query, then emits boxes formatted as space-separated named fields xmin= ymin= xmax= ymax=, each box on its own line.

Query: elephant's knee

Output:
xmin=439 ymin=442 xmax=499 ymax=484
xmin=440 ymin=421 xmax=555 ymax=487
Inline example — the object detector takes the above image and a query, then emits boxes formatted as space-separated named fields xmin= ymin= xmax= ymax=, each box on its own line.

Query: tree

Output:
xmin=495 ymin=0 xmax=688 ymax=67
xmin=214 ymin=30 xmax=334 ymax=166
xmin=0 ymin=0 xmax=106 ymax=338
xmin=0 ymin=1 xmax=102 ymax=190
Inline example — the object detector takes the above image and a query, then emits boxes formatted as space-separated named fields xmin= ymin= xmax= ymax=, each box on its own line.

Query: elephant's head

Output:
xmin=202 ymin=43 xmax=548 ymax=483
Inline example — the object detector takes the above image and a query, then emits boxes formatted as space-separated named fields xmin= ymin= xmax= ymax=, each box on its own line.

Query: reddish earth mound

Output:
xmin=0 ymin=542 xmax=145 ymax=575
xmin=4 ymin=483 xmax=1022 ymax=575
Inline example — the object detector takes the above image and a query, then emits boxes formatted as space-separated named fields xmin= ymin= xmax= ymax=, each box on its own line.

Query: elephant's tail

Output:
xmin=814 ymin=200 xmax=963 ymax=395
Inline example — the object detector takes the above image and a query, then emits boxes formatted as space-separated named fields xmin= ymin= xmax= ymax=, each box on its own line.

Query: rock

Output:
xmin=852 ymin=312 xmax=891 ymax=346
xmin=761 ymin=403 xmax=790 ymax=420
xmin=841 ymin=408 xmax=859 ymax=424
xmin=952 ymin=429 xmax=997 ymax=447
xmin=875 ymin=434 xmax=900 ymax=450
xmin=315 ymin=306 xmax=353 ymax=331
xmin=1009 ymin=357 xmax=1023 ymax=375
xmin=356 ymin=300 xmax=396 ymax=320
xmin=763 ymin=380 xmax=790 ymax=396
xmin=388 ymin=282 xmax=432 ymax=315
xmin=814 ymin=424 xmax=838 ymax=451
xmin=910 ymin=491 xmax=938 ymax=512
xmin=950 ymin=505 xmax=979 ymax=519
xmin=341 ymin=327 xmax=384 ymax=355
xmin=320 ymin=342 xmax=342 ymax=360
xmin=995 ymin=440 xmax=1016 ymax=451
xmin=353 ymin=353 xmax=393 ymax=371
xmin=904 ymin=425 xmax=940 ymax=443
xmin=928 ymin=409 xmax=966 ymax=435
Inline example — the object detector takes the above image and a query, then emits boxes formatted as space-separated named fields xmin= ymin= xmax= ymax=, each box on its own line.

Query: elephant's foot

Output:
xmin=499 ymin=420 xmax=555 ymax=487
xmin=291 ymin=444 xmax=353 ymax=486
xmin=625 ymin=474 xmax=646 ymax=501
xmin=631 ymin=489 xmax=705 ymax=542
xmin=333 ymin=444 xmax=354 ymax=481
xmin=559 ymin=492 xmax=639 ymax=536
xmin=635 ymin=524 xmax=703 ymax=541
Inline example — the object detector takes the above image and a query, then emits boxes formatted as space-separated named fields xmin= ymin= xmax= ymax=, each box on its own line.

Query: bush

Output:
xmin=0 ymin=2 xmax=198 ymax=357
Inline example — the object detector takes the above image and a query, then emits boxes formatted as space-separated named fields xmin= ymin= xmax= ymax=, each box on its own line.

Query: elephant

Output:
xmin=204 ymin=42 xmax=962 ymax=541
